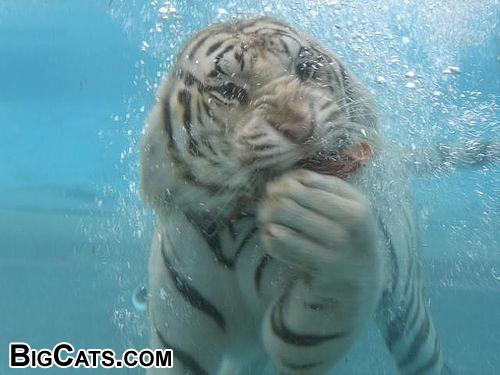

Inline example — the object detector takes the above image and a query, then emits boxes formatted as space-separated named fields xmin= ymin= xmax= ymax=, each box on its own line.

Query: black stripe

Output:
xmin=187 ymin=29 xmax=226 ymax=60
xmin=153 ymin=326 xmax=209 ymax=375
xmin=240 ymin=55 xmax=245 ymax=71
xmin=162 ymin=98 xmax=178 ymax=152
xmin=207 ymin=69 xmax=219 ymax=78
xmin=217 ymin=44 xmax=234 ymax=58
xmin=385 ymin=316 xmax=401 ymax=351
xmin=406 ymin=280 xmax=426 ymax=333
xmin=403 ymin=257 xmax=416 ymax=301
xmin=254 ymin=255 xmax=270 ymax=293
xmin=205 ymin=40 xmax=224 ymax=56
xmin=281 ymin=358 xmax=322 ymax=370
xmin=200 ymin=223 xmax=225 ymax=266
xmin=241 ymin=132 xmax=267 ymax=141
xmin=279 ymin=38 xmax=290 ymax=55
xmin=402 ymin=207 xmax=417 ymax=251
xmin=256 ymin=28 xmax=302 ymax=46
xmin=202 ymin=137 xmax=218 ymax=157
xmin=197 ymin=222 xmax=257 ymax=269
xmin=408 ymin=335 xmax=441 ymax=375
xmin=202 ymin=100 xmax=211 ymax=118
xmin=303 ymin=299 xmax=335 ymax=311
xmin=271 ymin=288 xmax=346 ymax=346
xmin=385 ymin=279 xmax=417 ymax=351
xmin=251 ymin=143 xmax=276 ymax=151
xmin=178 ymin=89 xmax=202 ymax=157
xmin=161 ymin=240 xmax=226 ymax=331
xmin=376 ymin=214 xmax=399 ymax=296
xmin=406 ymin=291 xmax=423 ymax=337
xmin=398 ymin=310 xmax=431 ymax=368
xmin=234 ymin=51 xmax=243 ymax=62
xmin=181 ymin=70 xmax=242 ymax=107
xmin=184 ymin=73 xmax=196 ymax=86
xmin=403 ymin=279 xmax=419 ymax=328
xmin=233 ymin=50 xmax=246 ymax=71
xmin=178 ymin=90 xmax=191 ymax=119
xmin=227 ymin=221 xmax=236 ymax=240
xmin=196 ymin=98 xmax=203 ymax=126
xmin=320 ymin=100 xmax=333 ymax=111
xmin=160 ymin=75 xmax=227 ymax=195
xmin=234 ymin=226 xmax=258 ymax=260
xmin=214 ymin=49 xmax=233 ymax=76
xmin=175 ymin=159 xmax=227 ymax=194
xmin=304 ymin=303 xmax=326 ymax=311
xmin=270 ymin=29 xmax=302 ymax=44
xmin=233 ymin=50 xmax=243 ymax=70
xmin=208 ymin=111 xmax=226 ymax=130
xmin=265 ymin=46 xmax=284 ymax=60
xmin=213 ymin=59 xmax=226 ymax=76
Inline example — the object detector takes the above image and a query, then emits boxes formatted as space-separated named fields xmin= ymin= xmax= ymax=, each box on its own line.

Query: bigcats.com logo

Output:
xmin=9 ymin=342 xmax=173 ymax=369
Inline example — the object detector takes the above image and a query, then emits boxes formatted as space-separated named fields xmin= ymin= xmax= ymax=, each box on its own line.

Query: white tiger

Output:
xmin=140 ymin=17 xmax=450 ymax=374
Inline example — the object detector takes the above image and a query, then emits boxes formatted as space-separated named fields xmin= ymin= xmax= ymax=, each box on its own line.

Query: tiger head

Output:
xmin=141 ymin=17 xmax=379 ymax=218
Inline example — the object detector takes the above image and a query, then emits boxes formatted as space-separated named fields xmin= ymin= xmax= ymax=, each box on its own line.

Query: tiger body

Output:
xmin=141 ymin=17 xmax=444 ymax=374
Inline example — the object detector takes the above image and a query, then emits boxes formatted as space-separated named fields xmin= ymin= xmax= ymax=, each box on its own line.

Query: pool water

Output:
xmin=0 ymin=1 xmax=498 ymax=374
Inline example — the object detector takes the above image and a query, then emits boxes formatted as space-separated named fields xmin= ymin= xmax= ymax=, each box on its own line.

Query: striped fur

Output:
xmin=141 ymin=17 xmax=445 ymax=374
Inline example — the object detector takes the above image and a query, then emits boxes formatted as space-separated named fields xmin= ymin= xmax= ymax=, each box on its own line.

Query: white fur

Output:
xmin=142 ymin=17 xmax=445 ymax=375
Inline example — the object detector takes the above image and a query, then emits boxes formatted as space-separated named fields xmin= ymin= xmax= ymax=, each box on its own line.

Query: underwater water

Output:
xmin=0 ymin=0 xmax=498 ymax=374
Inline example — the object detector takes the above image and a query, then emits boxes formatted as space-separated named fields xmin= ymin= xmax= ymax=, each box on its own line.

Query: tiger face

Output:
xmin=142 ymin=17 xmax=379 ymax=215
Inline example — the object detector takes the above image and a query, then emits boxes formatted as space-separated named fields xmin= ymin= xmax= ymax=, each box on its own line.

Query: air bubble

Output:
xmin=443 ymin=66 xmax=461 ymax=74
xmin=492 ymin=268 xmax=500 ymax=281
xmin=159 ymin=5 xmax=176 ymax=14
xmin=160 ymin=288 xmax=168 ymax=301
xmin=132 ymin=285 xmax=148 ymax=312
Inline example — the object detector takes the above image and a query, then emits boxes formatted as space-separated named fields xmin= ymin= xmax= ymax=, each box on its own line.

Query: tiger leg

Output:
xmin=258 ymin=170 xmax=384 ymax=373
xmin=147 ymin=229 xmax=226 ymax=375
xmin=377 ymin=264 xmax=444 ymax=375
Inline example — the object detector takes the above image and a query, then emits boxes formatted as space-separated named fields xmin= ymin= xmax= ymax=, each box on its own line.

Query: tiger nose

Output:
xmin=271 ymin=110 xmax=313 ymax=143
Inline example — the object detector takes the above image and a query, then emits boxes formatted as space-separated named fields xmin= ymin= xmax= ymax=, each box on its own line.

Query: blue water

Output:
xmin=0 ymin=1 xmax=498 ymax=374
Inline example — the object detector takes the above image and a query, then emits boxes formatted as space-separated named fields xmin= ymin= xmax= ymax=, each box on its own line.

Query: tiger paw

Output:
xmin=258 ymin=169 xmax=381 ymax=288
